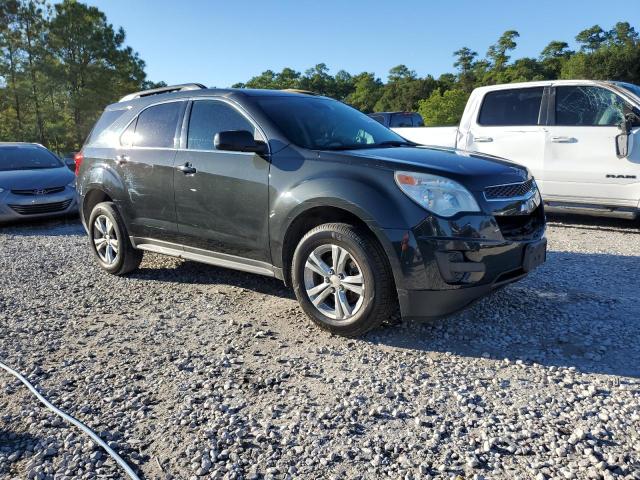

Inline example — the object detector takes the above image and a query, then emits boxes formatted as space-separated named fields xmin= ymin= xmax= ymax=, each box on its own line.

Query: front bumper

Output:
xmin=0 ymin=188 xmax=79 ymax=223
xmin=381 ymin=205 xmax=546 ymax=319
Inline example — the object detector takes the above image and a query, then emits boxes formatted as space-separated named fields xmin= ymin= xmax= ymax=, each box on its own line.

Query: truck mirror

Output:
xmin=616 ymin=133 xmax=629 ymax=159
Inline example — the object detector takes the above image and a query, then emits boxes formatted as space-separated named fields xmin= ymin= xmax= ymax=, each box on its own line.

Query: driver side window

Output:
xmin=555 ymin=86 xmax=626 ymax=126
xmin=187 ymin=100 xmax=257 ymax=151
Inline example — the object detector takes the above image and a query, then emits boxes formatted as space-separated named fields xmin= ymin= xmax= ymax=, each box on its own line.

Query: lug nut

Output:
xmin=324 ymin=277 xmax=330 ymax=283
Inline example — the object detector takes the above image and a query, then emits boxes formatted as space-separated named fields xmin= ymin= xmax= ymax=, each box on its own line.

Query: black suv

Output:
xmin=77 ymin=83 xmax=546 ymax=337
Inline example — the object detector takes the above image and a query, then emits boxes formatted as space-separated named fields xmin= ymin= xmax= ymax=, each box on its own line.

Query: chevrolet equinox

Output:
xmin=77 ymin=83 xmax=547 ymax=337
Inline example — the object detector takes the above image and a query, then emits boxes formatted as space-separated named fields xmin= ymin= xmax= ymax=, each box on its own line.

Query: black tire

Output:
xmin=291 ymin=223 xmax=396 ymax=337
xmin=88 ymin=201 xmax=143 ymax=275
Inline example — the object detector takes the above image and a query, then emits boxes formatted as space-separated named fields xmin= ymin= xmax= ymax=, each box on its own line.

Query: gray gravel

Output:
xmin=1 ymin=214 xmax=639 ymax=480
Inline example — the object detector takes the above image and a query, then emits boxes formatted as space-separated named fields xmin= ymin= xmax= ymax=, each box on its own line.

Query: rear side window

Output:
xmin=555 ymin=86 xmax=626 ymax=126
xmin=390 ymin=114 xmax=414 ymax=128
xmin=478 ymin=88 xmax=544 ymax=126
xmin=134 ymin=102 xmax=183 ymax=148
xmin=87 ymin=109 xmax=127 ymax=145
xmin=413 ymin=113 xmax=425 ymax=127
xmin=187 ymin=100 xmax=255 ymax=151
xmin=370 ymin=115 xmax=385 ymax=125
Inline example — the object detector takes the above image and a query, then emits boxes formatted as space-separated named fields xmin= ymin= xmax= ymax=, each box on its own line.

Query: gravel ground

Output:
xmin=1 ymin=214 xmax=639 ymax=480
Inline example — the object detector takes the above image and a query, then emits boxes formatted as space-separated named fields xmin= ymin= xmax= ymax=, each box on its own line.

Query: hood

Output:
xmin=328 ymin=146 xmax=530 ymax=191
xmin=0 ymin=166 xmax=75 ymax=190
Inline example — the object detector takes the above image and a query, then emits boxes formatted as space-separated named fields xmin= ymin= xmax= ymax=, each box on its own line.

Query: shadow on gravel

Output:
xmin=132 ymin=260 xmax=295 ymax=299
xmin=546 ymin=213 xmax=640 ymax=233
xmin=0 ymin=429 xmax=39 ymax=449
xmin=0 ymin=215 xmax=83 ymax=237
xmin=367 ymin=249 xmax=640 ymax=378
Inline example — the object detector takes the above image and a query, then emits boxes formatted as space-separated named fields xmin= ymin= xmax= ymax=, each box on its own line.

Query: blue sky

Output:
xmin=83 ymin=0 xmax=639 ymax=87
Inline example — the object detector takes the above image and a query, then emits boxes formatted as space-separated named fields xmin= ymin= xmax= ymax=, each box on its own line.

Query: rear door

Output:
xmin=543 ymin=85 xmax=640 ymax=206
xmin=118 ymin=100 xmax=185 ymax=242
xmin=173 ymin=98 xmax=270 ymax=262
xmin=466 ymin=87 xmax=547 ymax=180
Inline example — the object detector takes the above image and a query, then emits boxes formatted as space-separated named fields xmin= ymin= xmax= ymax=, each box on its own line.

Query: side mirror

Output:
xmin=616 ymin=132 xmax=629 ymax=159
xmin=214 ymin=130 xmax=267 ymax=154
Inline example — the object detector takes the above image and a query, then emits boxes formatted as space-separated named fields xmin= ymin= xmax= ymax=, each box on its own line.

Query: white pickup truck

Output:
xmin=394 ymin=80 xmax=640 ymax=219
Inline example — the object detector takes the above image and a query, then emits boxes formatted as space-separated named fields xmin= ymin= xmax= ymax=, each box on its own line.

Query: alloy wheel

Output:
xmin=303 ymin=244 xmax=365 ymax=320
xmin=93 ymin=214 xmax=119 ymax=265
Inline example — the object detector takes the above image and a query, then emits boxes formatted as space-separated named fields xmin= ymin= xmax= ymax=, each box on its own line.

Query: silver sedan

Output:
xmin=0 ymin=143 xmax=79 ymax=224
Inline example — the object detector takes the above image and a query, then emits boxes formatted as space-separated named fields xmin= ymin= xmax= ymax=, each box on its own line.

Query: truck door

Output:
xmin=465 ymin=87 xmax=546 ymax=182
xmin=543 ymin=85 xmax=640 ymax=207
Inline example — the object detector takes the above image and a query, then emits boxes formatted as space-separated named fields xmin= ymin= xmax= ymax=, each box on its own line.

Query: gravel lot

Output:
xmin=1 ymin=214 xmax=639 ymax=480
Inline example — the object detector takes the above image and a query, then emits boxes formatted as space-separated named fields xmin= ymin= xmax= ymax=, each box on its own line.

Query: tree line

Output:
xmin=0 ymin=0 xmax=153 ymax=154
xmin=1 ymin=0 xmax=639 ymax=154
xmin=234 ymin=22 xmax=640 ymax=126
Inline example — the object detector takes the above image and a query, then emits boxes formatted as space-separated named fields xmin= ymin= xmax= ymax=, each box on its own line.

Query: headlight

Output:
xmin=67 ymin=180 xmax=76 ymax=189
xmin=394 ymin=171 xmax=480 ymax=217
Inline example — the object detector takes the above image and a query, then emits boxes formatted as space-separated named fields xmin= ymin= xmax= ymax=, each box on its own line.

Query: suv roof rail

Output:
xmin=118 ymin=83 xmax=207 ymax=102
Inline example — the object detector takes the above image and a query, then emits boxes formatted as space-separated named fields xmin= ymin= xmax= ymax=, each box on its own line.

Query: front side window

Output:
xmin=478 ymin=87 xmax=544 ymax=126
xmin=555 ymin=86 xmax=625 ymax=126
xmin=133 ymin=102 xmax=183 ymax=148
xmin=187 ymin=100 xmax=256 ymax=151
xmin=256 ymin=96 xmax=407 ymax=150
xmin=0 ymin=146 xmax=62 ymax=171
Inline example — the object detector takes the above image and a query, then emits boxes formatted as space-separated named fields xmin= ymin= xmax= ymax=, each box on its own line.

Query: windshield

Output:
xmin=615 ymin=82 xmax=640 ymax=100
xmin=256 ymin=96 xmax=410 ymax=150
xmin=0 ymin=145 xmax=62 ymax=171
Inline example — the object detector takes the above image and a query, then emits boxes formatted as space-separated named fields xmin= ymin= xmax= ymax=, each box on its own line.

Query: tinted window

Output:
xmin=555 ymin=86 xmax=625 ymax=126
xmin=0 ymin=145 xmax=62 ymax=171
xmin=134 ymin=102 xmax=182 ymax=148
xmin=413 ymin=113 xmax=425 ymax=127
xmin=187 ymin=101 xmax=256 ymax=151
xmin=478 ymin=88 xmax=544 ymax=126
xmin=390 ymin=114 xmax=414 ymax=128
xmin=370 ymin=115 xmax=385 ymax=125
xmin=257 ymin=96 xmax=407 ymax=150
xmin=87 ymin=109 xmax=127 ymax=145
xmin=120 ymin=119 xmax=137 ymax=147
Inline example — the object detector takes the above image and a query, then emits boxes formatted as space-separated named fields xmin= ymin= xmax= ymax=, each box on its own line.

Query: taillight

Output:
xmin=74 ymin=151 xmax=84 ymax=175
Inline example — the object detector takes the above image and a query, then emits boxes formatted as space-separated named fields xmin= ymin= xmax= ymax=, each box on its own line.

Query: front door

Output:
xmin=465 ymin=86 xmax=546 ymax=181
xmin=173 ymin=99 xmax=270 ymax=262
xmin=117 ymin=100 xmax=185 ymax=242
xmin=543 ymin=85 xmax=640 ymax=206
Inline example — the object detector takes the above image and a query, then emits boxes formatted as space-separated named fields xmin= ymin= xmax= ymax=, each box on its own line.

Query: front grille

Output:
xmin=485 ymin=179 xmax=534 ymax=200
xmin=495 ymin=204 xmax=545 ymax=240
xmin=11 ymin=186 xmax=65 ymax=195
xmin=9 ymin=199 xmax=72 ymax=215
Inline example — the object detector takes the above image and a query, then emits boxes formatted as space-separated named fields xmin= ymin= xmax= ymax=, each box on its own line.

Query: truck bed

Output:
xmin=392 ymin=126 xmax=458 ymax=148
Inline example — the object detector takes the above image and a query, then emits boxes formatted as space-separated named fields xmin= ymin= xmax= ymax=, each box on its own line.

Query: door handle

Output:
xmin=177 ymin=162 xmax=197 ymax=174
xmin=551 ymin=136 xmax=576 ymax=143
xmin=474 ymin=136 xmax=493 ymax=143
xmin=115 ymin=154 xmax=129 ymax=165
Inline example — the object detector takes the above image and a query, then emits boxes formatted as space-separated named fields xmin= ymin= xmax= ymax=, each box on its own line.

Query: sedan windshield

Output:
xmin=256 ymin=96 xmax=411 ymax=150
xmin=0 ymin=145 xmax=62 ymax=171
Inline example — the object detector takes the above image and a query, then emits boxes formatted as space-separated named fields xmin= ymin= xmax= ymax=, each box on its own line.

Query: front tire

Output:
xmin=291 ymin=223 xmax=396 ymax=337
xmin=88 ymin=202 xmax=143 ymax=275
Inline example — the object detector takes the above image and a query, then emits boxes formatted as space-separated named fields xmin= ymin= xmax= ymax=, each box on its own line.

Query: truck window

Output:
xmin=478 ymin=88 xmax=544 ymax=126
xmin=390 ymin=114 xmax=414 ymax=128
xmin=134 ymin=102 xmax=183 ymax=148
xmin=555 ymin=86 xmax=625 ymax=126
xmin=187 ymin=100 xmax=256 ymax=151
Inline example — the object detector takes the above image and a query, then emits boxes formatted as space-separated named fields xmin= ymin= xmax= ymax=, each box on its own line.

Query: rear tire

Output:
xmin=291 ymin=223 xmax=396 ymax=337
xmin=88 ymin=201 xmax=143 ymax=275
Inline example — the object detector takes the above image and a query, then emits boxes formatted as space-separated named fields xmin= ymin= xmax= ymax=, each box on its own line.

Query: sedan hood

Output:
xmin=0 ymin=167 xmax=74 ymax=190
xmin=337 ymin=146 xmax=530 ymax=190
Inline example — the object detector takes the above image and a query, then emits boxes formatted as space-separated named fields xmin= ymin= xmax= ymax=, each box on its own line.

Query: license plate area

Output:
xmin=522 ymin=238 xmax=547 ymax=272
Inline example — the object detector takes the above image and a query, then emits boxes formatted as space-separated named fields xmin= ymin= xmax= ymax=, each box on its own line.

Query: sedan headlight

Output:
xmin=394 ymin=171 xmax=480 ymax=217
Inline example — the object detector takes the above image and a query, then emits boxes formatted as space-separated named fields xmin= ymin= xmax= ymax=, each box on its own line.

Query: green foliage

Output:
xmin=0 ymin=0 xmax=147 ymax=152
xmin=418 ymin=89 xmax=469 ymax=126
